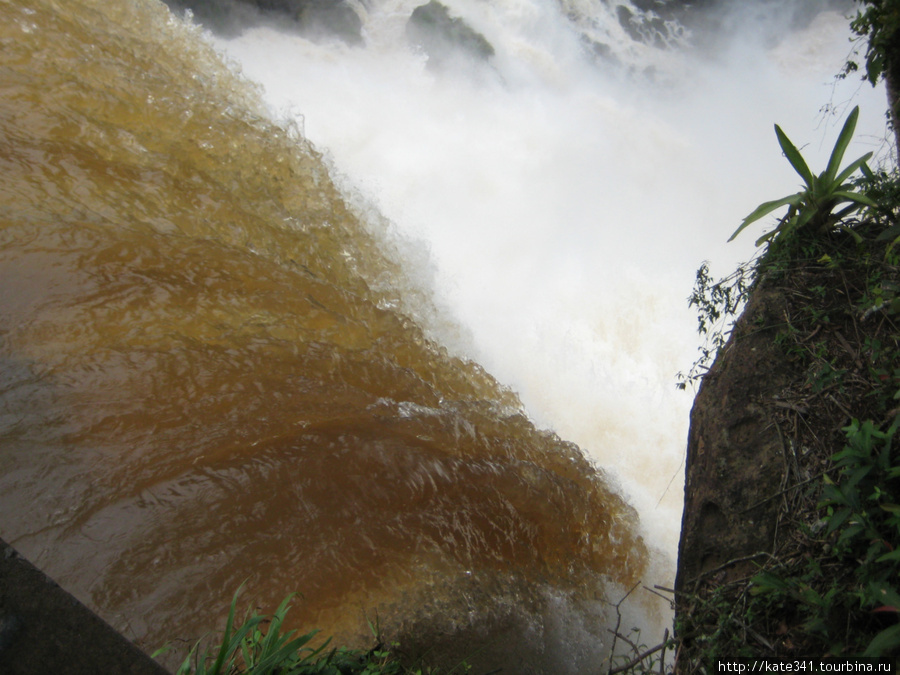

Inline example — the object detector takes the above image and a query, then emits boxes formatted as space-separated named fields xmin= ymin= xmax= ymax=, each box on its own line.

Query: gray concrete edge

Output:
xmin=0 ymin=538 xmax=171 ymax=675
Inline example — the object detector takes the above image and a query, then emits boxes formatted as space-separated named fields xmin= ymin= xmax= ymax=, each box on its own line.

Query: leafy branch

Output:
xmin=676 ymin=258 xmax=758 ymax=391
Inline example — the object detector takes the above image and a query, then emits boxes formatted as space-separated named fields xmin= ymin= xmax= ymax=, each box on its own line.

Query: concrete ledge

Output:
xmin=0 ymin=538 xmax=170 ymax=675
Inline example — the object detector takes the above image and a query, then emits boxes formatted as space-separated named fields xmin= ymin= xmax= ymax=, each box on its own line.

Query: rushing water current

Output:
xmin=0 ymin=0 xmax=890 ymax=672
xmin=0 ymin=0 xmax=650 ymax=671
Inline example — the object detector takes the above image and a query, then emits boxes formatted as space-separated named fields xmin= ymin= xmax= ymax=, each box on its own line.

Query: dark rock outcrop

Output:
xmin=673 ymin=226 xmax=900 ymax=666
xmin=406 ymin=1 xmax=494 ymax=70
xmin=674 ymin=258 xmax=824 ymax=673
xmin=164 ymin=0 xmax=364 ymax=45
xmin=616 ymin=3 xmax=671 ymax=48
xmin=248 ymin=0 xmax=364 ymax=45
xmin=675 ymin=276 xmax=803 ymax=594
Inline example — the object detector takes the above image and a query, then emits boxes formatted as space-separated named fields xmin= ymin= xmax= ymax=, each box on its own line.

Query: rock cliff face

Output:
xmin=676 ymin=274 xmax=803 ymax=591
xmin=674 ymin=266 xmax=809 ymax=670
xmin=673 ymin=225 xmax=900 ymax=665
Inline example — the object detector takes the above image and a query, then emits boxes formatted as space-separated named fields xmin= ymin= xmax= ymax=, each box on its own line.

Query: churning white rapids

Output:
xmin=181 ymin=0 xmax=886 ymax=649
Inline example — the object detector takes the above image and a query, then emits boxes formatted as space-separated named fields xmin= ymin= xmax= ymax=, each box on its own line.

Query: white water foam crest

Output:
xmin=198 ymin=0 xmax=888 ymax=623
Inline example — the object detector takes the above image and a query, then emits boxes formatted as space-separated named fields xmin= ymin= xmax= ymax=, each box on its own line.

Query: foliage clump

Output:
xmin=728 ymin=106 xmax=876 ymax=247
xmin=158 ymin=588 xmax=470 ymax=675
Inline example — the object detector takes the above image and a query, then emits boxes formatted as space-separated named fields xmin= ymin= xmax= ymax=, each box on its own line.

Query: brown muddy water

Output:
xmin=0 ymin=0 xmax=648 ymax=671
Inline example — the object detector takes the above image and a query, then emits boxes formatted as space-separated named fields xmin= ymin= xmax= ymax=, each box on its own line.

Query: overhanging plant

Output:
xmin=729 ymin=106 xmax=877 ymax=246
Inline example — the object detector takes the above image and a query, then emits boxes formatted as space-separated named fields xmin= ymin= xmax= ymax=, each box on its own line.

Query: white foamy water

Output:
xmin=197 ymin=0 xmax=888 ymax=599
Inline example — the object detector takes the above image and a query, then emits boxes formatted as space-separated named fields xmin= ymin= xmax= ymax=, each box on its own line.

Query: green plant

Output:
xmin=172 ymin=587 xmax=332 ymax=675
xmin=676 ymin=576 xmax=773 ymax=670
xmin=679 ymin=161 xmax=900 ymax=665
xmin=848 ymin=166 xmax=900 ymax=258
xmin=729 ymin=106 xmax=876 ymax=247
xmin=819 ymin=419 xmax=900 ymax=656
xmin=846 ymin=0 xmax=900 ymax=88
xmin=741 ymin=421 xmax=900 ymax=659
xmin=164 ymin=588 xmax=473 ymax=675
xmin=676 ymin=257 xmax=759 ymax=390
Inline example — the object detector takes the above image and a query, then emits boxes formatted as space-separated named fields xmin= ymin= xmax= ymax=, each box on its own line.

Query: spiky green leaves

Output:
xmin=172 ymin=586 xmax=327 ymax=675
xmin=729 ymin=106 xmax=877 ymax=246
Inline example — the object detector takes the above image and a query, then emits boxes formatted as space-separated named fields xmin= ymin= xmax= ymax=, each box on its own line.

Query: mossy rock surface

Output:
xmin=675 ymin=225 xmax=900 ymax=669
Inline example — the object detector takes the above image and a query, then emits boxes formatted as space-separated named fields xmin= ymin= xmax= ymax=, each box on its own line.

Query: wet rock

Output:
xmin=0 ymin=612 xmax=22 ymax=654
xmin=163 ymin=0 xmax=364 ymax=45
xmin=615 ymin=3 xmax=679 ymax=49
xmin=249 ymin=0 xmax=364 ymax=45
xmin=406 ymin=1 xmax=494 ymax=69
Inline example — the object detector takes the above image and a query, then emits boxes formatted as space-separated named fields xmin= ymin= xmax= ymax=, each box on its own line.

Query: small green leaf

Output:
xmin=826 ymin=506 xmax=852 ymax=533
xmin=775 ymin=124 xmax=814 ymax=187
xmin=750 ymin=570 xmax=790 ymax=594
xmin=832 ymin=152 xmax=875 ymax=187
xmin=864 ymin=623 xmax=900 ymax=657
xmin=830 ymin=189 xmax=878 ymax=208
xmin=876 ymin=548 xmax=900 ymax=563
xmin=823 ymin=105 xmax=860 ymax=186
xmin=728 ymin=194 xmax=802 ymax=242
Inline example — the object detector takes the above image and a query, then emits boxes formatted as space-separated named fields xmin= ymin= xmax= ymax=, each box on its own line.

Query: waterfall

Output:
xmin=198 ymin=0 xmax=889 ymax=623
xmin=0 ymin=0 xmax=888 ymax=672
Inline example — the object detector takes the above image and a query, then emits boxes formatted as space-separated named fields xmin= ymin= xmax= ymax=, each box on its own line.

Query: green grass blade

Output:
xmin=258 ymin=594 xmax=294 ymax=657
xmin=151 ymin=644 xmax=172 ymax=660
xmin=823 ymin=106 xmax=860 ymax=186
xmin=249 ymin=633 xmax=319 ymax=673
xmin=830 ymin=190 xmax=878 ymax=208
xmin=208 ymin=584 xmax=266 ymax=675
xmin=215 ymin=617 xmax=265 ymax=674
xmin=241 ymin=638 xmax=253 ymax=670
xmin=728 ymin=193 xmax=802 ymax=242
xmin=176 ymin=644 xmax=202 ymax=675
xmin=832 ymin=152 xmax=874 ymax=187
xmin=208 ymin=590 xmax=241 ymax=675
xmin=211 ymin=585 xmax=252 ymax=674
xmin=775 ymin=124 xmax=814 ymax=188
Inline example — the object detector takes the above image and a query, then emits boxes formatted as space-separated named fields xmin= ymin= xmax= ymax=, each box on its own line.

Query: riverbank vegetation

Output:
xmin=675 ymin=169 xmax=900 ymax=667
xmin=671 ymin=0 xmax=900 ymax=665
xmin=159 ymin=587 xmax=474 ymax=675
